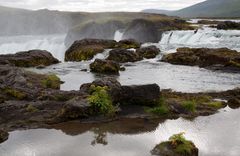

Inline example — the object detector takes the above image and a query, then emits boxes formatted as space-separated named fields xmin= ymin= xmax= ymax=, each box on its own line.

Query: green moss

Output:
xmin=228 ymin=60 xmax=240 ymax=68
xmin=41 ymin=74 xmax=61 ymax=89
xmin=26 ymin=104 xmax=39 ymax=113
xmin=145 ymin=97 xmax=169 ymax=116
xmin=88 ymin=85 xmax=116 ymax=116
xmin=206 ymin=101 xmax=223 ymax=108
xmin=4 ymin=88 xmax=26 ymax=100
xmin=182 ymin=100 xmax=196 ymax=112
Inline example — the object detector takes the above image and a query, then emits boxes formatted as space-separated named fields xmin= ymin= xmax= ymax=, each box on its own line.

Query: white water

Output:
xmin=0 ymin=34 xmax=66 ymax=61
xmin=159 ymin=27 xmax=240 ymax=52
xmin=114 ymin=30 xmax=124 ymax=42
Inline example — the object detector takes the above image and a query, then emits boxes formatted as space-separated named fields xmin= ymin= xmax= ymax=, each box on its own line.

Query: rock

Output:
xmin=107 ymin=49 xmax=143 ymax=63
xmin=119 ymin=84 xmax=160 ymax=106
xmin=65 ymin=39 xmax=117 ymax=62
xmin=80 ymin=77 xmax=122 ymax=103
xmin=58 ymin=96 xmax=91 ymax=119
xmin=65 ymin=20 xmax=125 ymax=47
xmin=0 ymin=129 xmax=9 ymax=143
xmin=228 ymin=98 xmax=240 ymax=109
xmin=162 ymin=47 xmax=240 ymax=72
xmin=217 ymin=21 xmax=240 ymax=30
xmin=136 ymin=46 xmax=160 ymax=59
xmin=90 ymin=59 xmax=120 ymax=74
xmin=117 ymin=39 xmax=141 ymax=49
xmin=122 ymin=19 xmax=159 ymax=43
xmin=0 ymin=50 xmax=59 ymax=67
xmin=151 ymin=133 xmax=198 ymax=156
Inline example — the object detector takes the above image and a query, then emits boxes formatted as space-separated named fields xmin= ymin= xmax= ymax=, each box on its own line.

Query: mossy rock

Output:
xmin=90 ymin=59 xmax=120 ymax=74
xmin=41 ymin=74 xmax=62 ymax=89
xmin=0 ymin=129 xmax=9 ymax=143
xmin=3 ymin=88 xmax=27 ymax=100
xmin=151 ymin=133 xmax=198 ymax=156
xmin=116 ymin=39 xmax=141 ymax=49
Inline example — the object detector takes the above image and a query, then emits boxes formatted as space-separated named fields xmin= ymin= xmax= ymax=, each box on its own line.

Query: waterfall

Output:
xmin=114 ymin=30 xmax=124 ymax=41
xmin=159 ymin=27 xmax=240 ymax=51
xmin=0 ymin=34 xmax=66 ymax=61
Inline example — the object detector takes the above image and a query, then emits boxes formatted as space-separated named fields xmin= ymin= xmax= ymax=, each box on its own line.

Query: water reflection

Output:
xmin=0 ymin=107 xmax=239 ymax=156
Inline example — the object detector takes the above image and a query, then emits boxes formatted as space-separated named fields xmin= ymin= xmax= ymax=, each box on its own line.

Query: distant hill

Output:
xmin=143 ymin=0 xmax=240 ymax=18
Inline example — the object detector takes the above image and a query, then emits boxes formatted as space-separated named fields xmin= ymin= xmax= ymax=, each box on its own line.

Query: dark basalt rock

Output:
xmin=228 ymin=98 xmax=240 ymax=109
xmin=217 ymin=21 xmax=240 ymax=30
xmin=65 ymin=39 xmax=117 ymax=62
xmin=116 ymin=39 xmax=141 ymax=49
xmin=0 ymin=129 xmax=9 ymax=143
xmin=162 ymin=47 xmax=240 ymax=72
xmin=119 ymin=84 xmax=160 ymax=106
xmin=122 ymin=19 xmax=159 ymax=43
xmin=0 ymin=50 xmax=59 ymax=67
xmin=90 ymin=59 xmax=120 ymax=74
xmin=65 ymin=20 xmax=125 ymax=47
xmin=136 ymin=46 xmax=160 ymax=59
xmin=107 ymin=48 xmax=143 ymax=63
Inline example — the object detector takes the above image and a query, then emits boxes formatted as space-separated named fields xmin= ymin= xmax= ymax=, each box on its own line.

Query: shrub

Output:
xmin=182 ymin=100 xmax=196 ymax=112
xmin=88 ymin=85 xmax=116 ymax=116
xmin=41 ymin=74 xmax=61 ymax=89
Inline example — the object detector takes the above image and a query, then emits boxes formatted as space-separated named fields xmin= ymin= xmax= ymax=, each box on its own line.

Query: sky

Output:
xmin=0 ymin=0 xmax=206 ymax=12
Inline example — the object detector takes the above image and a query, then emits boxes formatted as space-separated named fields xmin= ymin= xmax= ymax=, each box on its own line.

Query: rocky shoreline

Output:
xmin=0 ymin=39 xmax=240 ymax=146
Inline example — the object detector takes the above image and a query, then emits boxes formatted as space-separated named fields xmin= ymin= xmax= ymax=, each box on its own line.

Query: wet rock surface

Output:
xmin=216 ymin=21 xmax=240 ymax=30
xmin=0 ymin=129 xmax=9 ymax=144
xmin=162 ymin=47 xmax=240 ymax=72
xmin=136 ymin=45 xmax=160 ymax=59
xmin=90 ymin=59 xmax=120 ymax=74
xmin=0 ymin=50 xmax=59 ymax=67
xmin=107 ymin=48 xmax=143 ymax=63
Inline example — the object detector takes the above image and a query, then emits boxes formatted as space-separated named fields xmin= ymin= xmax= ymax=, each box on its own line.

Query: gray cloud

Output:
xmin=0 ymin=0 xmax=206 ymax=12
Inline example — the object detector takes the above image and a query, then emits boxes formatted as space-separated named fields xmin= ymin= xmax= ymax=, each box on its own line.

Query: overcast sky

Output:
xmin=0 ymin=0 xmax=206 ymax=12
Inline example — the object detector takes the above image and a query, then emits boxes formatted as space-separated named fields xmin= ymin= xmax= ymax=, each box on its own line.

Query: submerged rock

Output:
xmin=162 ymin=47 xmax=240 ymax=72
xmin=136 ymin=46 xmax=160 ymax=59
xmin=90 ymin=59 xmax=120 ymax=74
xmin=0 ymin=50 xmax=59 ymax=67
xmin=107 ymin=49 xmax=143 ymax=63
xmin=151 ymin=133 xmax=198 ymax=156
xmin=65 ymin=39 xmax=117 ymax=62
xmin=0 ymin=129 xmax=9 ymax=143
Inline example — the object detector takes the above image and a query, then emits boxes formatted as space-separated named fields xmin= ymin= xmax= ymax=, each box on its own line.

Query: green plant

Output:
xmin=206 ymin=101 xmax=223 ymax=108
xmin=41 ymin=74 xmax=61 ymax=89
xmin=146 ymin=96 xmax=169 ymax=115
xmin=87 ymin=85 xmax=116 ymax=116
xmin=182 ymin=100 xmax=196 ymax=112
xmin=169 ymin=132 xmax=194 ymax=155
xmin=4 ymin=88 xmax=26 ymax=100
xmin=26 ymin=104 xmax=39 ymax=113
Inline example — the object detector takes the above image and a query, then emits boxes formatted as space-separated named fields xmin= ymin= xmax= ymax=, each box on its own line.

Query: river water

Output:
xmin=0 ymin=24 xmax=240 ymax=156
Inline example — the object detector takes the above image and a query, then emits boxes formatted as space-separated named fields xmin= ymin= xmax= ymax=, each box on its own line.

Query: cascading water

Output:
xmin=0 ymin=34 xmax=66 ymax=61
xmin=114 ymin=30 xmax=124 ymax=42
xmin=159 ymin=27 xmax=240 ymax=52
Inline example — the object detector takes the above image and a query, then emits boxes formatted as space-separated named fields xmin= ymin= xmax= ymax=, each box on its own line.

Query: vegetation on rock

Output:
xmin=41 ymin=74 xmax=61 ymax=89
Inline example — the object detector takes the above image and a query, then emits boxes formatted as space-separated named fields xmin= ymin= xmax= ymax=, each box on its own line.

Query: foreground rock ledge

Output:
xmin=162 ymin=47 xmax=240 ymax=72
xmin=0 ymin=129 xmax=9 ymax=144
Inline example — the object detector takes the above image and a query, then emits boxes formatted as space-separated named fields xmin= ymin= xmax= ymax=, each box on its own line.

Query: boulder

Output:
xmin=90 ymin=59 xmax=120 ymax=74
xmin=116 ymin=39 xmax=141 ymax=49
xmin=217 ymin=21 xmax=240 ymax=30
xmin=107 ymin=49 xmax=143 ymax=63
xmin=119 ymin=84 xmax=160 ymax=106
xmin=162 ymin=47 xmax=240 ymax=71
xmin=65 ymin=20 xmax=125 ymax=47
xmin=65 ymin=39 xmax=117 ymax=62
xmin=0 ymin=129 xmax=9 ymax=143
xmin=228 ymin=98 xmax=240 ymax=109
xmin=122 ymin=19 xmax=159 ymax=43
xmin=0 ymin=50 xmax=59 ymax=67
xmin=136 ymin=46 xmax=160 ymax=59
xmin=151 ymin=133 xmax=198 ymax=156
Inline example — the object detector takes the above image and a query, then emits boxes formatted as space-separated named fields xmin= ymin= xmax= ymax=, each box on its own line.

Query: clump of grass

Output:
xmin=4 ymin=88 xmax=26 ymax=100
xmin=206 ymin=101 xmax=223 ymax=108
xmin=26 ymin=104 xmax=39 ymax=113
xmin=169 ymin=132 xmax=195 ymax=155
xmin=41 ymin=74 xmax=61 ymax=89
xmin=145 ymin=96 xmax=169 ymax=116
xmin=88 ymin=85 xmax=116 ymax=116
xmin=182 ymin=100 xmax=196 ymax=112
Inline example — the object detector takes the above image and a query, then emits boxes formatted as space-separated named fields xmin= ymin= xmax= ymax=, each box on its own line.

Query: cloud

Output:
xmin=0 ymin=0 xmax=206 ymax=12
